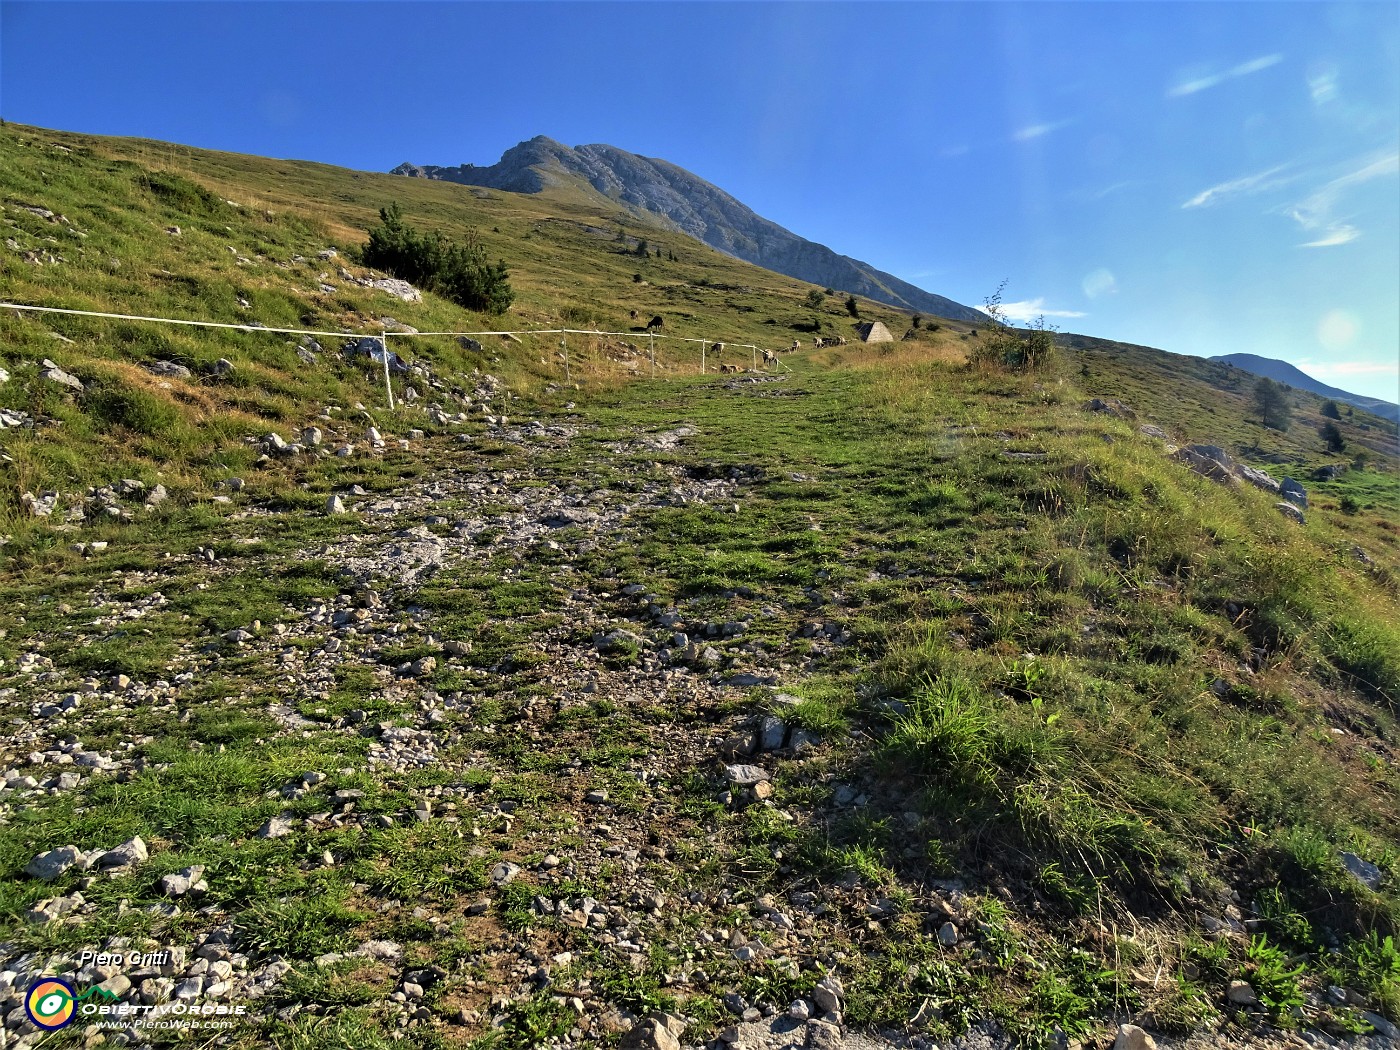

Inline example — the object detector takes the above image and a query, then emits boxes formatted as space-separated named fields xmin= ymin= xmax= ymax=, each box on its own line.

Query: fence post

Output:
xmin=561 ymin=331 xmax=570 ymax=383
xmin=649 ymin=332 xmax=655 ymax=377
xmin=701 ymin=339 xmax=706 ymax=375
xmin=751 ymin=345 xmax=757 ymax=370
xmin=380 ymin=334 xmax=395 ymax=410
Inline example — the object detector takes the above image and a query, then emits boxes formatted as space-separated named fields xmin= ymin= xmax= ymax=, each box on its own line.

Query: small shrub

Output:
xmin=1326 ymin=617 xmax=1400 ymax=706
xmin=1255 ymin=886 xmax=1319 ymax=951
xmin=361 ymin=202 xmax=512 ymax=314
xmin=240 ymin=892 xmax=364 ymax=958
xmin=84 ymin=384 xmax=181 ymax=437
xmin=1347 ymin=932 xmax=1400 ymax=1018
xmin=1241 ymin=935 xmax=1306 ymax=1019
xmin=145 ymin=171 xmax=224 ymax=216
xmin=971 ymin=281 xmax=1057 ymax=373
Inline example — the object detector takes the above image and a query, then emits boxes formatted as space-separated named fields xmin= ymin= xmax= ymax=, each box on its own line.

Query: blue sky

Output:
xmin=3 ymin=1 xmax=1397 ymax=402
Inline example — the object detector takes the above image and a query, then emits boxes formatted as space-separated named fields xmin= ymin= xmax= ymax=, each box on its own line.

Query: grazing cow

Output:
xmin=630 ymin=309 xmax=638 ymax=320
xmin=646 ymin=315 xmax=664 ymax=331
xmin=761 ymin=349 xmax=778 ymax=366
xmin=789 ymin=340 xmax=801 ymax=352
xmin=711 ymin=342 xmax=723 ymax=355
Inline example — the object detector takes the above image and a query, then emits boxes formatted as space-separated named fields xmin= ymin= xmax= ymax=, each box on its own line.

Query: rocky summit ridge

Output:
xmin=392 ymin=136 xmax=985 ymax=325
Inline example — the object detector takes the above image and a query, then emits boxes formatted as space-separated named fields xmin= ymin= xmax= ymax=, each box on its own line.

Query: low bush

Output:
xmin=361 ymin=202 xmax=513 ymax=314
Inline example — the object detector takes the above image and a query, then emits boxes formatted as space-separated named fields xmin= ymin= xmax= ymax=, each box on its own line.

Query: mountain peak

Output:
xmin=392 ymin=138 xmax=984 ymax=323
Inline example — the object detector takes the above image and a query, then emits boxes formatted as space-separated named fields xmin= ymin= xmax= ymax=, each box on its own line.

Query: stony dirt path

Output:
xmin=3 ymin=378 xmax=1396 ymax=1050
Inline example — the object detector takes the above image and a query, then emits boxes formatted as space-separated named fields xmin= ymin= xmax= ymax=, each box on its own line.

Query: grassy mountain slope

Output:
xmin=0 ymin=122 xmax=961 ymax=539
xmin=1 ymin=122 xmax=1399 ymax=1049
xmin=1209 ymin=353 xmax=1398 ymax=423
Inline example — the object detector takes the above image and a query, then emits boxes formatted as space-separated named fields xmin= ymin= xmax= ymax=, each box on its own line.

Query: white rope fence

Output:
xmin=0 ymin=301 xmax=794 ymax=408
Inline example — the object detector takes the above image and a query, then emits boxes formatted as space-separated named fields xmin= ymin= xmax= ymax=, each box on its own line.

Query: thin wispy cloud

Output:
xmin=1181 ymin=165 xmax=1292 ymax=209
xmin=1065 ymin=181 xmax=1141 ymax=205
xmin=1300 ymin=226 xmax=1360 ymax=248
xmin=1231 ymin=55 xmax=1284 ymax=78
xmin=979 ymin=298 xmax=1087 ymax=322
xmin=1167 ymin=53 xmax=1283 ymax=97
xmin=1012 ymin=119 xmax=1073 ymax=143
xmin=1308 ymin=69 xmax=1339 ymax=105
xmin=1286 ymin=150 xmax=1399 ymax=248
xmin=1089 ymin=181 xmax=1135 ymax=201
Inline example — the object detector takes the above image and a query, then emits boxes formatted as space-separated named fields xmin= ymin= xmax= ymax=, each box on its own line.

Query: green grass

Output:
xmin=1 ymin=118 xmax=1399 ymax=1049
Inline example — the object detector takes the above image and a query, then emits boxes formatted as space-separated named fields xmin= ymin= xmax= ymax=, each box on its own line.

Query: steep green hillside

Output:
xmin=0 ymin=121 xmax=926 ymax=541
xmin=1 ymin=122 xmax=1399 ymax=1050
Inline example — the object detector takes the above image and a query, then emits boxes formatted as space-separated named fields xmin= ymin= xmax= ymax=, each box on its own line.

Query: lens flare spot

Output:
xmin=1318 ymin=310 xmax=1358 ymax=353
xmin=1081 ymin=269 xmax=1117 ymax=299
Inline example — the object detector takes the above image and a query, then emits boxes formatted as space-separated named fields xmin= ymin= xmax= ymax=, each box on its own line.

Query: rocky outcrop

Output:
xmin=1170 ymin=445 xmax=1309 ymax=523
xmin=392 ymin=137 xmax=984 ymax=324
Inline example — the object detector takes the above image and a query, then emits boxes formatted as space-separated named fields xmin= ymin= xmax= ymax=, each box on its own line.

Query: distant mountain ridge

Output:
xmin=1209 ymin=353 xmax=1399 ymax=422
xmin=392 ymin=136 xmax=985 ymax=324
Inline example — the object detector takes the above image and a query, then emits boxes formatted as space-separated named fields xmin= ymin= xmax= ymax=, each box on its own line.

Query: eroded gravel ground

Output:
xmin=1 ymin=391 xmax=1395 ymax=1050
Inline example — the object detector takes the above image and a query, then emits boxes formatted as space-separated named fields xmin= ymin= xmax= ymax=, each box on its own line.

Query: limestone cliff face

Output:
xmin=391 ymin=137 xmax=984 ymax=324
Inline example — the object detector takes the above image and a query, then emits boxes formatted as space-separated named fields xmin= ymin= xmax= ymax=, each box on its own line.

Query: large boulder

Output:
xmin=724 ymin=764 xmax=770 ymax=787
xmin=620 ymin=1014 xmax=684 ymax=1050
xmin=25 ymin=846 xmax=83 ymax=881
xmin=1187 ymin=444 xmax=1233 ymax=467
xmin=343 ymin=337 xmax=409 ymax=375
xmin=1280 ymin=477 xmax=1307 ymax=508
xmin=1171 ymin=447 xmax=1235 ymax=484
xmin=1114 ymin=1024 xmax=1159 ymax=1050
xmin=147 ymin=360 xmax=193 ymax=380
xmin=1341 ymin=851 xmax=1382 ymax=891
xmin=1235 ymin=463 xmax=1280 ymax=494
xmin=40 ymin=359 xmax=84 ymax=392
xmin=368 ymin=278 xmax=421 ymax=303
xmin=1084 ymin=398 xmax=1135 ymax=419
xmin=96 ymin=836 xmax=148 ymax=869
